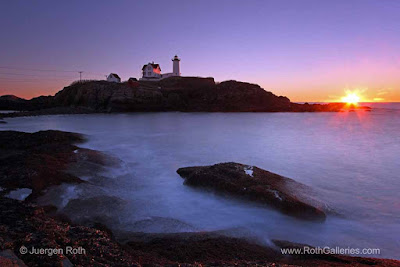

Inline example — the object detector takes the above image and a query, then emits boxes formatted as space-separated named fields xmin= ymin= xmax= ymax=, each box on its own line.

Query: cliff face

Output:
xmin=53 ymin=77 xmax=292 ymax=112
xmin=1 ymin=77 xmax=353 ymax=114
xmin=159 ymin=78 xmax=292 ymax=112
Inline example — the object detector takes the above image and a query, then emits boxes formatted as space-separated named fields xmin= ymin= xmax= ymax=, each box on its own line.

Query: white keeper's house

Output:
xmin=140 ymin=55 xmax=181 ymax=81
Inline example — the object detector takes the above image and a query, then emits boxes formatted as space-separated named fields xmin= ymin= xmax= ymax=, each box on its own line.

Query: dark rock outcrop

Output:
xmin=0 ymin=130 xmax=110 ymax=199
xmin=2 ymin=194 xmax=398 ymax=266
xmin=177 ymin=162 xmax=326 ymax=221
xmin=0 ymin=95 xmax=27 ymax=111
xmin=62 ymin=196 xmax=127 ymax=227
xmin=52 ymin=77 xmax=293 ymax=112
xmin=0 ymin=192 xmax=315 ymax=266
xmin=121 ymin=216 xmax=196 ymax=234
xmin=0 ymin=95 xmax=54 ymax=111
xmin=0 ymin=77 xmax=364 ymax=117
xmin=124 ymin=231 xmax=400 ymax=266
xmin=0 ymin=249 xmax=27 ymax=267
xmin=0 ymin=197 xmax=141 ymax=266
xmin=125 ymin=231 xmax=281 ymax=264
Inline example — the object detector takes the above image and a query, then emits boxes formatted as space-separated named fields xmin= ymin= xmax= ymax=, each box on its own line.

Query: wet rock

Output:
xmin=177 ymin=162 xmax=326 ymax=221
xmin=60 ymin=257 xmax=73 ymax=267
xmin=0 ymin=249 xmax=27 ymax=266
xmin=36 ymin=182 xmax=108 ymax=209
xmin=125 ymin=231 xmax=280 ymax=264
xmin=72 ymin=147 xmax=121 ymax=167
xmin=4 ymin=188 xmax=32 ymax=201
xmin=0 ymin=255 xmax=19 ymax=267
xmin=1 ymin=193 xmax=398 ymax=266
xmin=0 ymin=130 xmax=117 ymax=200
xmin=125 ymin=216 xmax=196 ymax=234
xmin=0 ymin=130 xmax=85 ymax=198
xmin=0 ymin=197 xmax=140 ymax=266
xmin=62 ymin=195 xmax=126 ymax=226
xmin=67 ymin=148 xmax=122 ymax=178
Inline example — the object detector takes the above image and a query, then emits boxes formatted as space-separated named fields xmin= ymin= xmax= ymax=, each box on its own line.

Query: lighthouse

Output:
xmin=140 ymin=55 xmax=181 ymax=81
xmin=172 ymin=55 xmax=180 ymax=76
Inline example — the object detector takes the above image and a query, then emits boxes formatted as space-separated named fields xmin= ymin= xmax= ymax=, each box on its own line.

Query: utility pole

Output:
xmin=78 ymin=71 xmax=83 ymax=82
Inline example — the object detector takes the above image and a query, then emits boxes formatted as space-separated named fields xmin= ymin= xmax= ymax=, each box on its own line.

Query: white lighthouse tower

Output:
xmin=172 ymin=55 xmax=180 ymax=76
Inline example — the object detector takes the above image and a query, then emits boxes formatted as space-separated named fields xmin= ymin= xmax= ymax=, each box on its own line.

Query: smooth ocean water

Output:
xmin=1 ymin=104 xmax=399 ymax=259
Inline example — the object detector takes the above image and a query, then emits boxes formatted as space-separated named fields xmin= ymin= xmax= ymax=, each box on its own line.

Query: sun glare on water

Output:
xmin=341 ymin=92 xmax=360 ymax=105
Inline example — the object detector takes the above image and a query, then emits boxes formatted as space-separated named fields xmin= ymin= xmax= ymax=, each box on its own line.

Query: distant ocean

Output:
xmin=296 ymin=102 xmax=400 ymax=110
xmin=359 ymin=102 xmax=400 ymax=110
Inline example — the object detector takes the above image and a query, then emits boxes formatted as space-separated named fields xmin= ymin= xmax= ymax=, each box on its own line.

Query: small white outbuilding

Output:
xmin=107 ymin=73 xmax=121 ymax=83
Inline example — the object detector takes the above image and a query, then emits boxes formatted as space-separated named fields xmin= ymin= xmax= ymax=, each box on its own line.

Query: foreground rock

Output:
xmin=125 ymin=231 xmax=281 ymax=265
xmin=0 ymin=130 xmax=83 ymax=198
xmin=2 ymin=195 xmax=398 ymax=266
xmin=0 ymin=130 xmax=113 ymax=199
xmin=0 ymin=77 xmax=369 ymax=117
xmin=122 ymin=231 xmax=400 ymax=266
xmin=61 ymin=196 xmax=127 ymax=227
xmin=0 ymin=197 xmax=140 ymax=266
xmin=177 ymin=162 xmax=326 ymax=221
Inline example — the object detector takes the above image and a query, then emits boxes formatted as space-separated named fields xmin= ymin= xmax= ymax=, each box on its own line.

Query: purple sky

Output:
xmin=0 ymin=0 xmax=399 ymax=101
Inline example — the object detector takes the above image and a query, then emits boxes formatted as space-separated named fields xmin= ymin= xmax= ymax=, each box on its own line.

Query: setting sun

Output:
xmin=341 ymin=92 xmax=361 ymax=105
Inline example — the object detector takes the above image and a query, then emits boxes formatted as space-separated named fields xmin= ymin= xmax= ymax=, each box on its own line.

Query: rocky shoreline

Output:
xmin=0 ymin=130 xmax=397 ymax=266
xmin=0 ymin=77 xmax=371 ymax=118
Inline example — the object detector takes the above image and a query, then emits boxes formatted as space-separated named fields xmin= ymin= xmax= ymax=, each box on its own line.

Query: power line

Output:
xmin=85 ymin=71 xmax=107 ymax=76
xmin=0 ymin=72 xmax=77 ymax=78
xmin=0 ymin=66 xmax=78 ymax=72
xmin=0 ymin=76 xmax=103 ymax=82
xmin=0 ymin=66 xmax=116 ymax=87
xmin=0 ymin=80 xmax=67 ymax=83
xmin=0 ymin=66 xmax=106 ymax=76
xmin=0 ymin=71 xmax=106 ymax=83
xmin=0 ymin=78 xmax=78 ymax=82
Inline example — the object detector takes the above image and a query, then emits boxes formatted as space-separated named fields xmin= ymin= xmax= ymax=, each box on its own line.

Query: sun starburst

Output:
xmin=341 ymin=91 xmax=361 ymax=105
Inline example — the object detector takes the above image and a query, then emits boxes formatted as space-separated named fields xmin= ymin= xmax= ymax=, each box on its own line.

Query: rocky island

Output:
xmin=0 ymin=77 xmax=369 ymax=118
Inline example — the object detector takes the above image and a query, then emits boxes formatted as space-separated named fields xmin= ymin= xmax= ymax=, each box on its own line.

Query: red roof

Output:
xmin=142 ymin=63 xmax=161 ymax=71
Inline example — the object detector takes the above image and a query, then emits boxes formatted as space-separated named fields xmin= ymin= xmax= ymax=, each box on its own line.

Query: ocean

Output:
xmin=1 ymin=103 xmax=399 ymax=259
